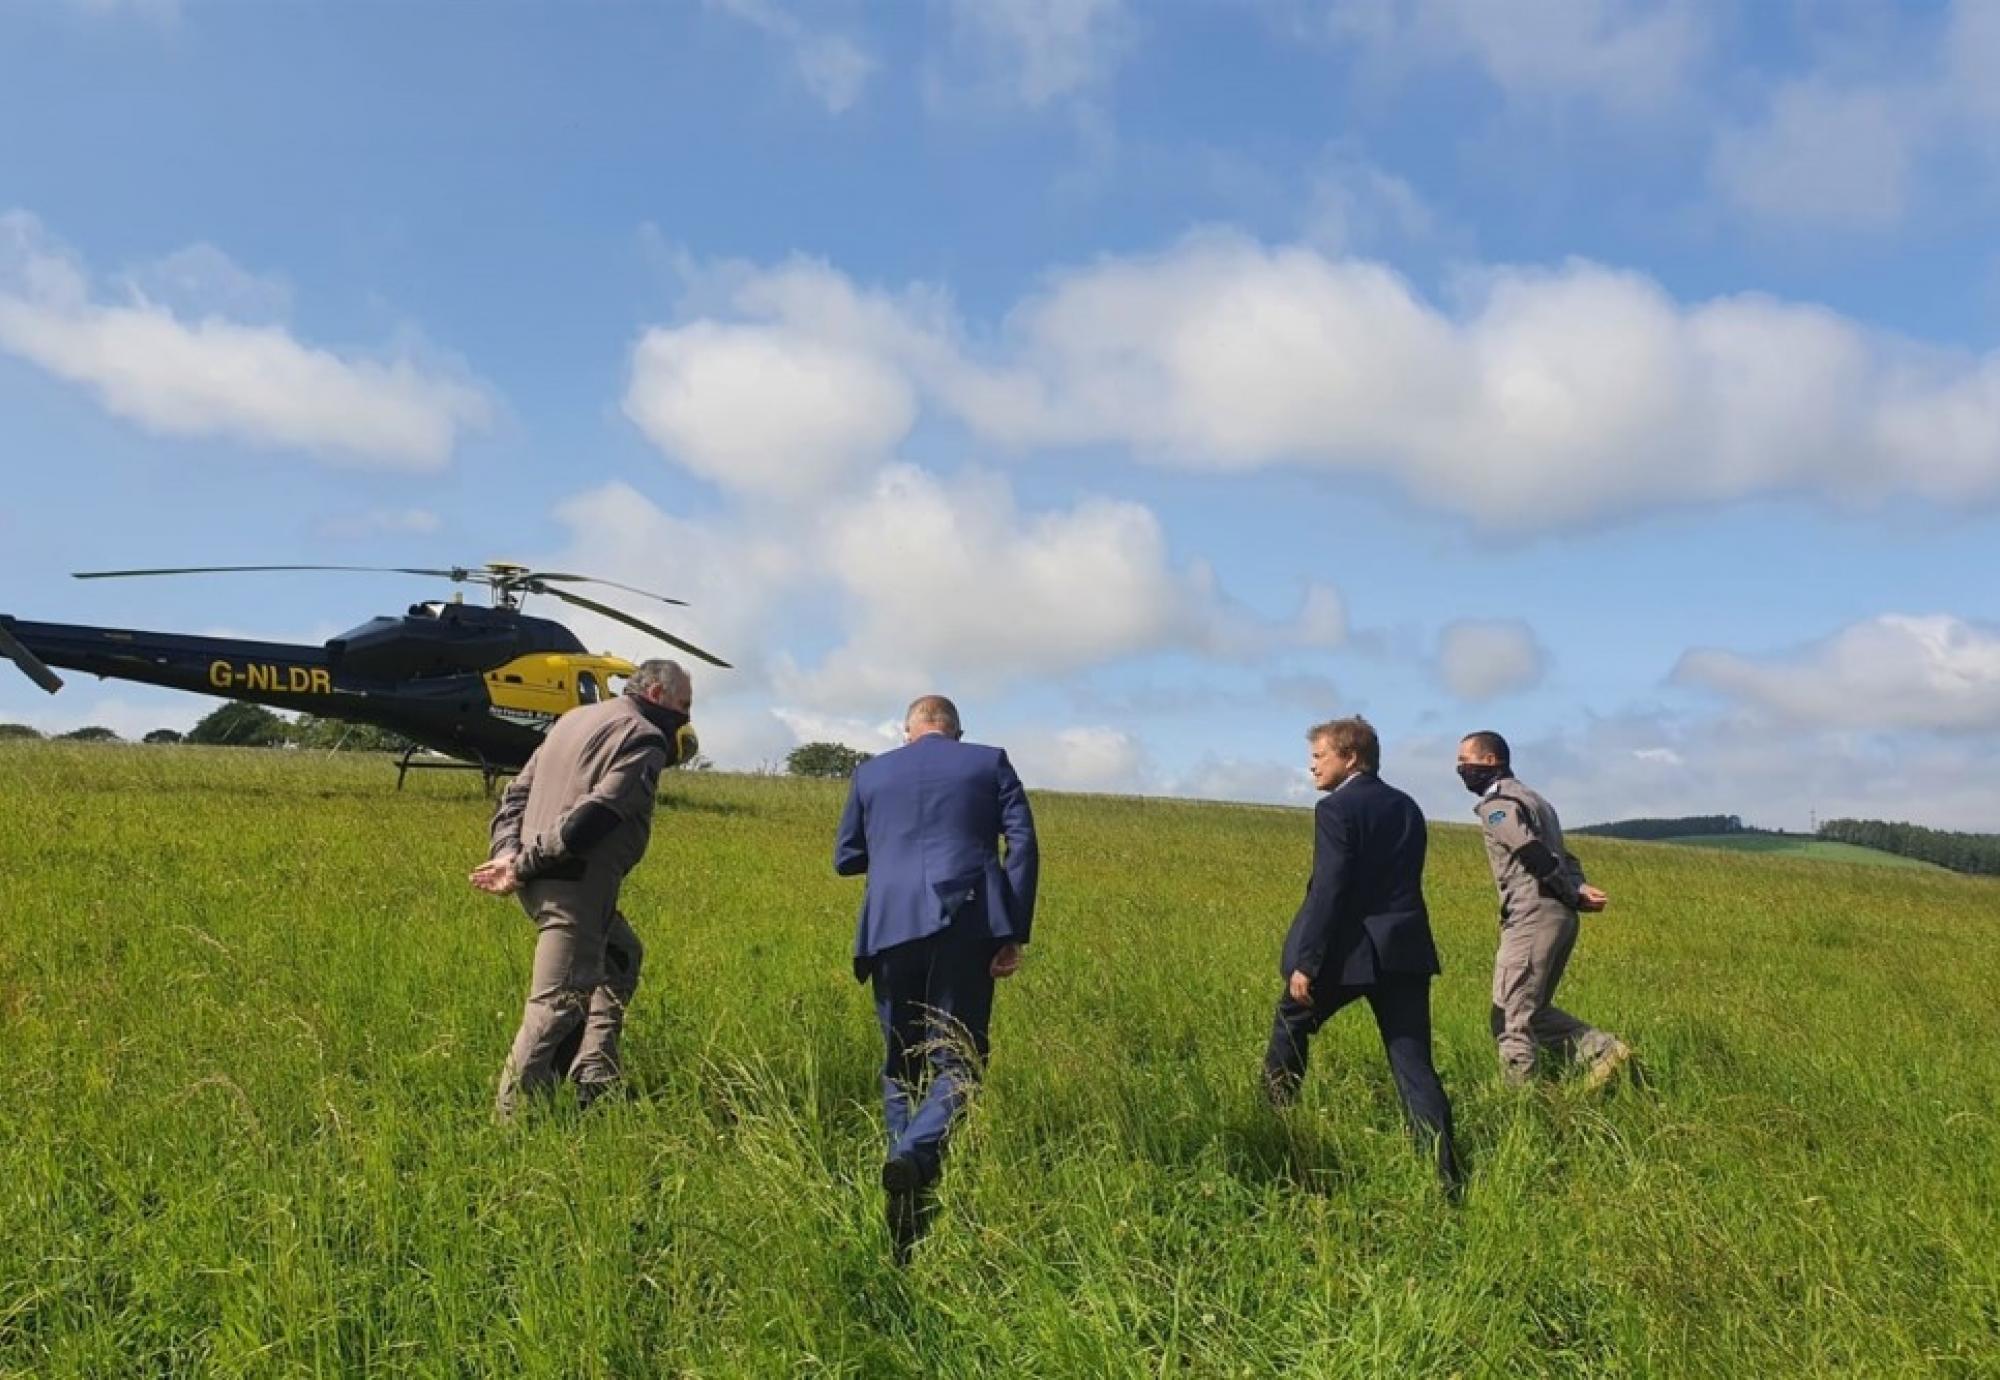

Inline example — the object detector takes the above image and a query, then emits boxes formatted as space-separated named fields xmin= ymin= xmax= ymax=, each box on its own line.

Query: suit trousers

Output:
xmin=496 ymin=880 xmax=644 ymax=1119
xmin=1262 ymin=974 xmax=1460 ymax=1184
xmin=870 ymin=913 xmax=999 ymax=1183
xmin=1490 ymin=907 xmax=1616 ymax=1083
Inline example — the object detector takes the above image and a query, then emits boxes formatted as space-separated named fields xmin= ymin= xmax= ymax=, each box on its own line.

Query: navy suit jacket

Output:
xmin=834 ymin=734 xmax=1040 ymax=980
xmin=1279 ymin=772 xmax=1441 ymax=987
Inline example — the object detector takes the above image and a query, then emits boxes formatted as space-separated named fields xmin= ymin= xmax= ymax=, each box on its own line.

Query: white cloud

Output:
xmin=1674 ymin=614 xmax=2000 ymax=733
xmin=637 ymin=235 xmax=2000 ymax=530
xmin=1710 ymin=0 xmax=2000 ymax=232
xmin=1291 ymin=583 xmax=1349 ymax=649
xmin=0 ymin=213 xmax=491 ymax=470
xmin=1437 ymin=618 xmax=1545 ymax=701
xmin=784 ymin=463 xmax=1257 ymax=708
xmin=1172 ymin=753 xmax=1315 ymax=807
xmin=623 ymin=321 xmax=916 ymax=497
xmin=708 ymin=0 xmax=877 ymax=113
xmin=1711 ymin=81 xmax=1925 ymax=233
xmin=938 ymin=0 xmax=1131 ymax=110
xmin=1398 ymin=711 xmax=2000 ymax=836
xmin=1008 ymin=723 xmax=1151 ymax=792
xmin=1303 ymin=153 xmax=1443 ymax=255
xmin=771 ymin=707 xmax=903 ymax=755
xmin=1322 ymin=0 xmax=1705 ymax=114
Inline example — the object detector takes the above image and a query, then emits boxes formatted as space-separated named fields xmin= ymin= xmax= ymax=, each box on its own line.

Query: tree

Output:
xmin=786 ymin=741 xmax=874 ymax=779
xmin=57 ymin=726 xmax=120 ymax=742
xmin=186 ymin=703 xmax=290 ymax=748
xmin=143 ymin=729 xmax=185 ymax=745
xmin=0 ymin=723 xmax=42 ymax=740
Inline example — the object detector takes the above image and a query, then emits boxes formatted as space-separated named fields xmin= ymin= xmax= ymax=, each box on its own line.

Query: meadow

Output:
xmin=1649 ymin=833 xmax=1943 ymax=871
xmin=1 ymin=741 xmax=1997 ymax=1377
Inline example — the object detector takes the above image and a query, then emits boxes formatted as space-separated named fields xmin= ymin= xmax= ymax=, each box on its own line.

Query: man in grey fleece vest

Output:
xmin=471 ymin=659 xmax=699 ymax=1118
xmin=1457 ymin=731 xmax=1633 ymax=1091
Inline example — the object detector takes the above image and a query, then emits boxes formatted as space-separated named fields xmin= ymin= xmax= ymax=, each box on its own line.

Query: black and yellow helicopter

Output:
xmin=0 ymin=562 xmax=729 ymax=786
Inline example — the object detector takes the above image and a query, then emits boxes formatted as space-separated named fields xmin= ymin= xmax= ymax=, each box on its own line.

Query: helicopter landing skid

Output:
xmin=394 ymin=744 xmax=514 ymax=797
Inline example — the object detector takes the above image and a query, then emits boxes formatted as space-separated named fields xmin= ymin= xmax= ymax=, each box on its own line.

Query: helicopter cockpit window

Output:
xmin=576 ymin=671 xmax=601 ymax=704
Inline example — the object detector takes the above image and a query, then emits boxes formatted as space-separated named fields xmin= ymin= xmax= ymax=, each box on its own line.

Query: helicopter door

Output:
xmin=576 ymin=670 xmax=601 ymax=705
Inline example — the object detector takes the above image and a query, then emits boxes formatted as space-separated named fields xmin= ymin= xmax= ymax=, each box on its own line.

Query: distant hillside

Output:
xmin=1574 ymin=814 xmax=1749 ymax=841
xmin=1657 ymin=833 xmax=1944 ymax=872
xmin=1818 ymin=818 xmax=2000 ymax=877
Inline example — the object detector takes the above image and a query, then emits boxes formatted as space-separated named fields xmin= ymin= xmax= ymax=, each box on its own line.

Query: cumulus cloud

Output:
xmin=1397 ymin=711 xmax=2000 ymax=836
xmin=1322 ymin=0 xmax=1705 ymax=114
xmin=638 ymin=235 xmax=2000 ymax=529
xmin=708 ymin=0 xmax=877 ymax=113
xmin=1674 ymin=614 xmax=2000 ymax=733
xmin=0 ymin=213 xmax=491 ymax=469
xmin=623 ymin=321 xmax=916 ymax=497
xmin=1437 ymin=618 xmax=1545 ymax=701
xmin=1008 ymin=723 xmax=1151 ymax=792
xmin=1172 ymin=753 xmax=1315 ymax=807
xmin=782 ymin=464 xmax=1263 ymax=708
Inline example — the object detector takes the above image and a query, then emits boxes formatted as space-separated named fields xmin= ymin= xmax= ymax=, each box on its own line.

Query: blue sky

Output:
xmin=3 ymin=0 xmax=1999 ymax=831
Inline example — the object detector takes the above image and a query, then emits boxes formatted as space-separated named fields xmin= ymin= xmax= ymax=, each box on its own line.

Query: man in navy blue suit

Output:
xmin=834 ymin=694 xmax=1039 ymax=1262
xmin=1263 ymin=716 xmax=1462 ymax=1194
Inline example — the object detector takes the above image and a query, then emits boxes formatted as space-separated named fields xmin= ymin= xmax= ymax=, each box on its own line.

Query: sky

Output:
xmin=2 ymin=0 xmax=1998 ymax=832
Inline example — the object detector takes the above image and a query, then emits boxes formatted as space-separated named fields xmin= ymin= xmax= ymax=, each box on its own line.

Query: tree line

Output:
xmin=1573 ymin=815 xmax=1748 ymax=841
xmin=0 ymin=705 xmax=413 ymax=752
xmin=1817 ymin=819 xmax=2000 ymax=877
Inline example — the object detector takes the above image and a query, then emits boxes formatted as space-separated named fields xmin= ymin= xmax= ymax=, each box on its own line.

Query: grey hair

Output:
xmin=905 ymin=694 xmax=961 ymax=737
xmin=626 ymin=659 xmax=691 ymax=702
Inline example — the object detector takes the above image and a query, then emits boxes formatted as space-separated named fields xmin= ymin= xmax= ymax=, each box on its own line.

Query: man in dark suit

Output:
xmin=834 ymin=694 xmax=1039 ymax=1263
xmin=1263 ymin=716 xmax=1461 ymax=1192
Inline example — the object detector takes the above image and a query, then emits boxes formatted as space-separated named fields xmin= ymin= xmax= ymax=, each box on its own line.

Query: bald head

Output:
xmin=904 ymin=694 xmax=962 ymax=741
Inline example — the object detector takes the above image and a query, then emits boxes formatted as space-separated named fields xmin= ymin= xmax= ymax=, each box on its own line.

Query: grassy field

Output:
xmin=1650 ymin=833 xmax=1944 ymax=871
xmin=2 ymin=741 xmax=1998 ymax=1377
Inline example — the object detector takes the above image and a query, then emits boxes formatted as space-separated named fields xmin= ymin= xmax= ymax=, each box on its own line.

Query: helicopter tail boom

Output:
xmin=0 ymin=617 xmax=64 ymax=693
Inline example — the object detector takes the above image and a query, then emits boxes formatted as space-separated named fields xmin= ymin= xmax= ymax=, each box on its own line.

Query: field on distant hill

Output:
xmin=3 ymin=743 xmax=1997 ymax=1377
xmin=1651 ymin=832 xmax=1945 ymax=871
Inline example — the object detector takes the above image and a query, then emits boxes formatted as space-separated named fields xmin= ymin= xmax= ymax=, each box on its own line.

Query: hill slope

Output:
xmin=1655 ymin=832 xmax=1945 ymax=870
xmin=2 ymin=743 xmax=1997 ymax=1376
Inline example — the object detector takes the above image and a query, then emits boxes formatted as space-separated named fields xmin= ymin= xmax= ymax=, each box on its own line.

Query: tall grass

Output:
xmin=2 ymin=742 xmax=1996 ymax=1376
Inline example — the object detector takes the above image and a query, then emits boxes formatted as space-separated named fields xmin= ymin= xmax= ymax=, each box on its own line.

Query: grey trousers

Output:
xmin=496 ymin=879 xmax=644 ymax=1118
xmin=1490 ymin=908 xmax=1617 ymax=1082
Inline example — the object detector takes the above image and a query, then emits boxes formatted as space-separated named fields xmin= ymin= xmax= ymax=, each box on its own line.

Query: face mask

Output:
xmin=1457 ymin=762 xmax=1504 ymax=795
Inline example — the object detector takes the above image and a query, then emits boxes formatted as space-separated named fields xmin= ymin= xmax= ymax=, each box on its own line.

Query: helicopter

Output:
xmin=0 ymin=562 xmax=730 ymax=787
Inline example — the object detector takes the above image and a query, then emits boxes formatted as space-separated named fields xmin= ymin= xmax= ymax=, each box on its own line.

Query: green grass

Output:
xmin=2 ymin=741 xmax=1998 ymax=1377
xmin=1655 ymin=833 xmax=1944 ymax=871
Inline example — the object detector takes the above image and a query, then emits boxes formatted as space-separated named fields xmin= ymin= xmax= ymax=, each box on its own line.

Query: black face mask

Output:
xmin=632 ymin=696 xmax=689 ymax=738
xmin=1457 ymin=762 xmax=1505 ymax=795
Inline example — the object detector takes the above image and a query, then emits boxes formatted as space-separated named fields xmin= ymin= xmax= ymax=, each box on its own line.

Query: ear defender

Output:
xmin=672 ymin=722 xmax=700 ymax=768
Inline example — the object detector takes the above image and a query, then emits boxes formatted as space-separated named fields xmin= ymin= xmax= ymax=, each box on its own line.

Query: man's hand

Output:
xmin=1288 ymin=969 xmax=1313 ymax=1004
xmin=1577 ymin=883 xmax=1609 ymax=913
xmin=990 ymin=942 xmax=1024 ymax=979
xmin=469 ymin=855 xmax=521 ymax=896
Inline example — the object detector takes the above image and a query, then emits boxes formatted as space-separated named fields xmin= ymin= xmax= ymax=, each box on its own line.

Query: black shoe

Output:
xmin=882 ymin=1154 xmax=923 ymax=1266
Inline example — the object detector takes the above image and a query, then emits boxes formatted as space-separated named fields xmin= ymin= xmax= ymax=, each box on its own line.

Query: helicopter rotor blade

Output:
xmin=73 ymin=564 xmax=471 ymax=581
xmin=0 ymin=622 xmax=64 ymax=693
xmin=522 ymin=571 xmax=690 ymax=607
xmin=533 ymin=585 xmax=732 ymax=669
